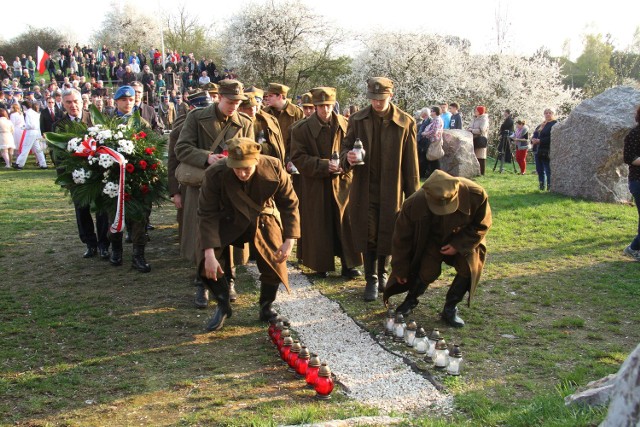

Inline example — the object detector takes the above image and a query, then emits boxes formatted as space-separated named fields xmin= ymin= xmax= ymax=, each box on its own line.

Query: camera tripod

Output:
xmin=493 ymin=134 xmax=517 ymax=174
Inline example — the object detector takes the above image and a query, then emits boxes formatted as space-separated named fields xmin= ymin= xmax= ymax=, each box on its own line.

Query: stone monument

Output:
xmin=551 ymin=86 xmax=640 ymax=203
xmin=440 ymin=129 xmax=480 ymax=178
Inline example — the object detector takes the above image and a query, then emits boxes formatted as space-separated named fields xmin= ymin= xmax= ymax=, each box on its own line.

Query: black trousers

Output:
xmin=75 ymin=202 xmax=109 ymax=249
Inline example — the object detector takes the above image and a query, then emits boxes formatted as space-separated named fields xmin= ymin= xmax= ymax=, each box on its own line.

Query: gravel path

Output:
xmin=246 ymin=263 xmax=452 ymax=415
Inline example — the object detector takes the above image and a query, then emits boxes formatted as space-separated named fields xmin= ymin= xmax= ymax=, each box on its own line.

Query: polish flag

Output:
xmin=37 ymin=46 xmax=50 ymax=74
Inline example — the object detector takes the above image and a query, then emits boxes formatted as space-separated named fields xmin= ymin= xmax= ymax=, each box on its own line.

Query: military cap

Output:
xmin=366 ymin=77 xmax=394 ymax=100
xmin=311 ymin=87 xmax=336 ymax=106
xmin=226 ymin=137 xmax=261 ymax=168
xmin=187 ymin=90 xmax=213 ymax=108
xmin=2 ymin=89 xmax=12 ymax=95
xmin=113 ymin=85 xmax=135 ymax=100
xmin=218 ymin=79 xmax=247 ymax=100
xmin=300 ymin=92 xmax=313 ymax=107
xmin=245 ymin=86 xmax=264 ymax=100
xmin=266 ymin=83 xmax=289 ymax=96
xmin=202 ymin=82 xmax=219 ymax=95
xmin=240 ymin=93 xmax=259 ymax=108
xmin=424 ymin=170 xmax=460 ymax=216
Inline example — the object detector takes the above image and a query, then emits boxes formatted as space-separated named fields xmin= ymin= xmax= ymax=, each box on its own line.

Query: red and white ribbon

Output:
xmin=73 ymin=138 xmax=127 ymax=233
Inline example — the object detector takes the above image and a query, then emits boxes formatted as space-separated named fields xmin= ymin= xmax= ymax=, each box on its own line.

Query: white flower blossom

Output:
xmin=72 ymin=168 xmax=88 ymax=184
xmin=87 ymin=125 xmax=102 ymax=136
xmin=117 ymin=124 xmax=127 ymax=130
xmin=97 ymin=130 xmax=113 ymax=141
xmin=98 ymin=154 xmax=115 ymax=169
xmin=67 ymin=137 xmax=82 ymax=152
xmin=117 ymin=139 xmax=134 ymax=155
xmin=115 ymin=131 xmax=124 ymax=139
xmin=103 ymin=182 xmax=119 ymax=198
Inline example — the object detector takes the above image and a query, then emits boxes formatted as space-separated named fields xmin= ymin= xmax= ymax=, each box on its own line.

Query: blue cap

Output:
xmin=113 ymin=85 xmax=135 ymax=100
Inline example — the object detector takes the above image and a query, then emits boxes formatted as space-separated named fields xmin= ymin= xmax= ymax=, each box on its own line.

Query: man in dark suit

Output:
xmin=40 ymin=96 xmax=63 ymax=134
xmin=54 ymin=88 xmax=110 ymax=260
xmin=131 ymin=81 xmax=163 ymax=133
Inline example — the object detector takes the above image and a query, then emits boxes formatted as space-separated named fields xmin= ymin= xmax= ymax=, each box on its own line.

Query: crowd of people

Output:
xmin=3 ymin=44 xmax=637 ymax=332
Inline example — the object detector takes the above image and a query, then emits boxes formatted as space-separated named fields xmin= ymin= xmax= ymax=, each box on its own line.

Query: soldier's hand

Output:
xmin=204 ymin=251 xmax=224 ymax=280
xmin=275 ymin=239 xmax=294 ymax=263
xmin=440 ymin=244 xmax=458 ymax=255
xmin=208 ymin=153 xmax=226 ymax=165
xmin=347 ymin=150 xmax=358 ymax=166
xmin=172 ymin=193 xmax=182 ymax=209
xmin=328 ymin=162 xmax=341 ymax=174
xmin=396 ymin=276 xmax=408 ymax=284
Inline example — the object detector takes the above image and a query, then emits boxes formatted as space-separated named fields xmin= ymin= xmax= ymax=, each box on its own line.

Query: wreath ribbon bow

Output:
xmin=73 ymin=138 xmax=127 ymax=233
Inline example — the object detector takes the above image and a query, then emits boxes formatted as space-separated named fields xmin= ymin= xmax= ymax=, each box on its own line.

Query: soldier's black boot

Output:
xmin=440 ymin=275 xmax=471 ymax=328
xmin=204 ymin=277 xmax=232 ymax=332
xmin=396 ymin=280 xmax=428 ymax=316
xmin=258 ymin=283 xmax=279 ymax=322
xmin=109 ymin=233 xmax=123 ymax=266
xmin=377 ymin=255 xmax=391 ymax=292
xmin=340 ymin=257 xmax=362 ymax=280
xmin=194 ymin=275 xmax=208 ymax=309
xmin=363 ymin=251 xmax=378 ymax=301
xmin=132 ymin=245 xmax=151 ymax=273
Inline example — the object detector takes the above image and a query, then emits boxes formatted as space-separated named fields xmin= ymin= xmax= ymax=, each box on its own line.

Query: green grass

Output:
xmin=1 ymin=162 xmax=638 ymax=426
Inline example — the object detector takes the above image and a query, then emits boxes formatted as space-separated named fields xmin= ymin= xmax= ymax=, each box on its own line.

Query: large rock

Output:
xmin=551 ymin=86 xmax=640 ymax=203
xmin=441 ymin=130 xmax=480 ymax=178
xmin=601 ymin=343 xmax=640 ymax=427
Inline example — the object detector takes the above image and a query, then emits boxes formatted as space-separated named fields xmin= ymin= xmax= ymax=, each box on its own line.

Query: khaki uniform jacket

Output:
xmin=174 ymin=103 xmax=254 ymax=168
xmin=197 ymin=156 xmax=301 ymax=289
xmin=254 ymin=110 xmax=286 ymax=165
xmin=290 ymin=112 xmax=362 ymax=272
xmin=159 ymin=102 xmax=176 ymax=128
xmin=263 ymin=100 xmax=304 ymax=156
xmin=391 ymin=178 xmax=492 ymax=304
xmin=340 ymin=103 xmax=420 ymax=256
xmin=167 ymin=113 xmax=187 ymax=196
xmin=176 ymin=102 xmax=189 ymax=119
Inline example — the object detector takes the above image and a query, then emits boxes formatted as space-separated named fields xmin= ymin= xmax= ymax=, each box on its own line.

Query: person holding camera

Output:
xmin=468 ymin=106 xmax=489 ymax=175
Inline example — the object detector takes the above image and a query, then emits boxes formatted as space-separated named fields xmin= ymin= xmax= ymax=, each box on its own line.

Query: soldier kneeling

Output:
xmin=197 ymin=137 xmax=300 ymax=331
xmin=383 ymin=170 xmax=492 ymax=328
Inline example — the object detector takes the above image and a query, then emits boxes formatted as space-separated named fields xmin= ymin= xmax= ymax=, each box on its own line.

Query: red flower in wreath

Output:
xmin=139 ymin=160 xmax=148 ymax=170
xmin=124 ymin=192 xmax=132 ymax=201
xmin=140 ymin=184 xmax=150 ymax=194
xmin=144 ymin=147 xmax=155 ymax=155
xmin=126 ymin=163 xmax=135 ymax=173
xmin=133 ymin=131 xmax=147 ymax=140
xmin=151 ymin=163 xmax=158 ymax=170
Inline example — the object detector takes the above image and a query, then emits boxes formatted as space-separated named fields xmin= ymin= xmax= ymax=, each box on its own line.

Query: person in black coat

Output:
xmin=498 ymin=109 xmax=515 ymax=163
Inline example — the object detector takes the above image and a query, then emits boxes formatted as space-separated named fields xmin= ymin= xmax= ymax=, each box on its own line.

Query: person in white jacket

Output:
xmin=13 ymin=100 xmax=47 ymax=170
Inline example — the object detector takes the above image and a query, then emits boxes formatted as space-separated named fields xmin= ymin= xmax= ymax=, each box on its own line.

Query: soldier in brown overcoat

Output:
xmin=341 ymin=77 xmax=420 ymax=301
xmin=175 ymin=80 xmax=254 ymax=308
xmin=238 ymin=91 xmax=286 ymax=165
xmin=290 ymin=87 xmax=362 ymax=277
xmin=198 ymin=137 xmax=300 ymax=332
xmin=263 ymin=83 xmax=304 ymax=163
xmin=383 ymin=170 xmax=492 ymax=328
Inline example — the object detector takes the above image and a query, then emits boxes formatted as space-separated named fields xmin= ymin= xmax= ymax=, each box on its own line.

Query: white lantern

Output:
xmin=404 ymin=321 xmax=417 ymax=347
xmin=393 ymin=314 xmax=406 ymax=343
xmin=433 ymin=338 xmax=448 ymax=369
xmin=414 ymin=327 xmax=428 ymax=354
xmin=426 ymin=329 xmax=441 ymax=359
xmin=447 ymin=345 xmax=463 ymax=375
xmin=351 ymin=138 xmax=366 ymax=165
xmin=384 ymin=309 xmax=395 ymax=336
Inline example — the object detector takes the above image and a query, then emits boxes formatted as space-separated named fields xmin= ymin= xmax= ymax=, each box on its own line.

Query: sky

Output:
xmin=1 ymin=0 xmax=637 ymax=60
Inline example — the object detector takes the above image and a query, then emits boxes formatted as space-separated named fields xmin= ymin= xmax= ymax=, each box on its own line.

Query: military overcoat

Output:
xmin=197 ymin=156 xmax=301 ymax=289
xmin=340 ymin=103 xmax=420 ymax=256
xmin=390 ymin=178 xmax=492 ymax=305
xmin=290 ymin=113 xmax=362 ymax=272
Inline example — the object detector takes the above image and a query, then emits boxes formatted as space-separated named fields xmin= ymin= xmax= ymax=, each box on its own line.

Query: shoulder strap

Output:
xmin=235 ymin=188 xmax=266 ymax=214
xmin=211 ymin=121 xmax=233 ymax=152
